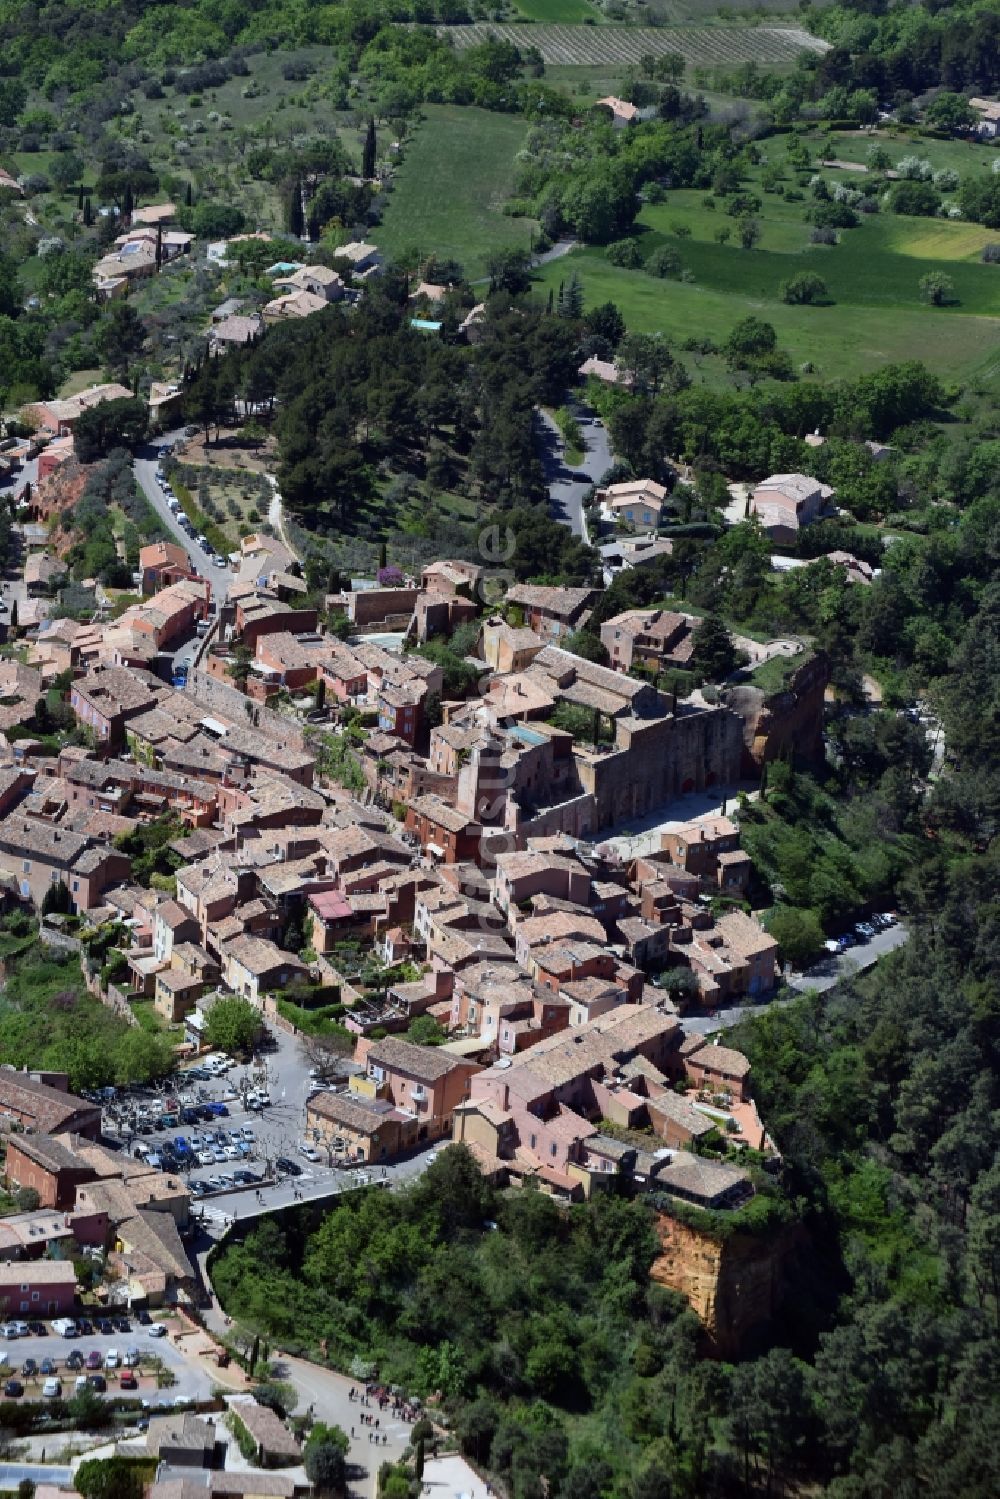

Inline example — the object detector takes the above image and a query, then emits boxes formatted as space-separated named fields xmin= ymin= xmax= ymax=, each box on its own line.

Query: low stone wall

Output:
xmin=85 ymin=969 xmax=138 ymax=1026
xmin=186 ymin=667 xmax=307 ymax=752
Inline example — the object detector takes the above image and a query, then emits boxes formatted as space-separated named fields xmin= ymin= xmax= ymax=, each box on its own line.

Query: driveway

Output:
xmin=534 ymin=407 xmax=613 ymax=542
xmin=132 ymin=432 xmax=232 ymax=608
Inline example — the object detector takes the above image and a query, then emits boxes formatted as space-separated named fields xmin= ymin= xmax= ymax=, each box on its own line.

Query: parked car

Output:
xmin=4 ymin=1379 xmax=23 ymax=1398
xmin=28 ymin=1321 xmax=46 ymax=1337
xmin=96 ymin=1319 xmax=113 ymax=1336
xmin=137 ymin=1310 xmax=152 ymax=1326
xmin=21 ymin=1358 xmax=37 ymax=1377
xmin=77 ymin=1318 xmax=93 ymax=1336
xmin=66 ymin=1352 xmax=84 ymax=1371
xmin=114 ymin=1317 xmax=130 ymax=1334
xmin=147 ymin=1324 xmax=167 ymax=1339
xmin=124 ymin=1348 xmax=140 ymax=1367
xmin=42 ymin=1377 xmax=61 ymax=1398
xmin=88 ymin=1374 xmax=107 ymax=1392
xmin=299 ymin=1143 xmax=320 ymax=1163
xmin=120 ymin=1371 xmax=138 ymax=1390
xmin=275 ymin=1156 xmax=302 ymax=1177
xmin=40 ymin=1358 xmax=57 ymax=1375
xmin=86 ymin=1351 xmax=103 ymax=1370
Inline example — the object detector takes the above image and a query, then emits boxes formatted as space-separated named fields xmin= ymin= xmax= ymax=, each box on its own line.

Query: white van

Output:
xmin=52 ymin=1317 xmax=78 ymax=1338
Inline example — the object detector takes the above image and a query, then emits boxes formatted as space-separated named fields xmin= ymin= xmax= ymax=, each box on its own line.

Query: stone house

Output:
xmin=353 ymin=1036 xmax=479 ymax=1142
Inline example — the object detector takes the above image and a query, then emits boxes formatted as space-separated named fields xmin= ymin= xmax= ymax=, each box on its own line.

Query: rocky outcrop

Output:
xmin=650 ymin=1211 xmax=802 ymax=1358
xmin=723 ymin=651 xmax=829 ymax=772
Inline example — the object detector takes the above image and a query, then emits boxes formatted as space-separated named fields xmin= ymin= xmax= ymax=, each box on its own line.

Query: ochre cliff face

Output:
xmin=31 ymin=458 xmax=89 ymax=557
xmin=650 ymin=1213 xmax=799 ymax=1358
xmin=723 ymin=652 xmax=830 ymax=773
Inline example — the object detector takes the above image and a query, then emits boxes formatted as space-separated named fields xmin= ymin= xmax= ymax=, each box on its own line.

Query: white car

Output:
xmin=124 ymin=1349 xmax=140 ymax=1366
xmin=42 ymin=1377 xmax=62 ymax=1398
xmin=300 ymin=1144 xmax=320 ymax=1163
xmin=197 ymin=1149 xmax=215 ymax=1167
xmin=224 ymin=1144 xmax=240 ymax=1160
xmin=105 ymin=1348 xmax=121 ymax=1369
xmin=148 ymin=1324 xmax=167 ymax=1339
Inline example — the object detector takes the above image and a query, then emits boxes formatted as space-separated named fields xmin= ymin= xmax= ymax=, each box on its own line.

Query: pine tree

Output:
xmin=562 ymin=271 xmax=584 ymax=319
xmin=76 ymin=183 xmax=84 ymax=210
xmin=185 ymin=180 xmax=193 ymax=207
xmin=155 ymin=221 xmax=163 ymax=271
xmin=83 ymin=197 xmax=93 ymax=228
xmin=362 ymin=117 xmax=377 ymax=180
xmin=546 ymin=288 xmax=554 ymax=314
xmin=123 ymin=182 xmax=134 ymax=219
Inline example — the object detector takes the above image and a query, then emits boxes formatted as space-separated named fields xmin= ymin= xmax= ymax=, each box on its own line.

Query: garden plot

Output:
xmin=438 ymin=23 xmax=830 ymax=67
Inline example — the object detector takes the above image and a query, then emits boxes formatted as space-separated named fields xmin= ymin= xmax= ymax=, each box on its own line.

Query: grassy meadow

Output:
xmin=534 ymin=129 xmax=1000 ymax=381
xmin=377 ymin=105 xmax=537 ymax=276
xmin=512 ymin=0 xmax=603 ymax=20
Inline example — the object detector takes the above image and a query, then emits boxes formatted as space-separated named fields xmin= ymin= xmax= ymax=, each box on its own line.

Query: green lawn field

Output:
xmin=377 ymin=105 xmax=537 ymax=277
xmin=537 ymin=246 xmax=1000 ymax=380
xmin=534 ymin=129 xmax=1000 ymax=380
xmin=512 ymin=0 xmax=603 ymax=20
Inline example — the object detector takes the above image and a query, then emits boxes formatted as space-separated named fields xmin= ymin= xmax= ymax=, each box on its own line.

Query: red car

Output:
xmin=120 ymin=1371 xmax=138 ymax=1391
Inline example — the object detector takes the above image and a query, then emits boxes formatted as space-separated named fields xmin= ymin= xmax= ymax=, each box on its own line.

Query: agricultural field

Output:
xmin=441 ymin=22 xmax=830 ymax=66
xmin=377 ymin=105 xmax=536 ymax=277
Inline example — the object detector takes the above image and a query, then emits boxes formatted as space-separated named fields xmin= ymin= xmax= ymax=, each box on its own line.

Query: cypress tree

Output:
xmin=83 ymin=197 xmax=93 ymax=228
xmin=123 ymin=181 xmax=134 ymax=219
xmin=185 ymin=180 xmax=193 ymax=207
xmin=287 ymin=180 xmax=305 ymax=238
xmin=77 ymin=183 xmax=84 ymax=210
xmin=362 ymin=117 xmax=377 ymax=180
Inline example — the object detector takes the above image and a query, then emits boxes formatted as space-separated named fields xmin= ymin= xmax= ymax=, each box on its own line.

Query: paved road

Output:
xmin=682 ymin=923 xmax=909 ymax=1036
xmin=133 ymin=432 xmax=232 ymax=608
xmin=535 ymin=407 xmax=612 ymax=542
xmin=273 ymin=1355 xmax=413 ymax=1496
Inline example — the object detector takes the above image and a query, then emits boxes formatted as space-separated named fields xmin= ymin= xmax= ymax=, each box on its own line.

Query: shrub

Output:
xmin=890 ymin=180 xmax=940 ymax=217
xmin=780 ymin=271 xmax=829 ymax=305
xmin=606 ymin=238 xmax=642 ymax=268
xmin=646 ymin=246 xmax=682 ymax=278
xmin=896 ymin=155 xmax=933 ymax=180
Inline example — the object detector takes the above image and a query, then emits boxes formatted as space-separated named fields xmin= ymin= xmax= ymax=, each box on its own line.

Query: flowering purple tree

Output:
xmin=376 ymin=565 xmax=404 ymax=587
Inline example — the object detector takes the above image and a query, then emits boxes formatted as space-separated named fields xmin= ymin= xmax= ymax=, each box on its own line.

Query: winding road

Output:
xmin=534 ymin=407 xmax=613 ymax=543
xmin=132 ymin=430 xmax=233 ymax=609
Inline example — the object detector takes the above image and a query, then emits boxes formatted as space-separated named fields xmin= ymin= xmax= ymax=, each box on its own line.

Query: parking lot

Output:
xmin=0 ymin=1319 xmax=215 ymax=1406
xmin=97 ymin=1029 xmax=374 ymax=1216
